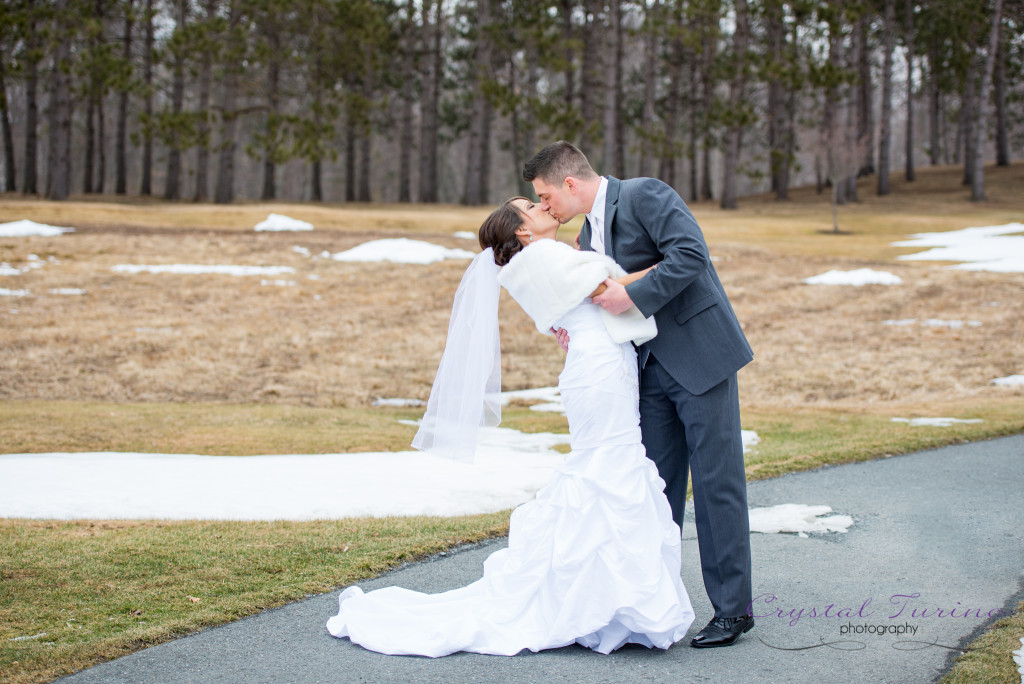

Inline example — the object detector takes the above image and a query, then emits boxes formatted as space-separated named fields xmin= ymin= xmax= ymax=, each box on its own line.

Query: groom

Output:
xmin=523 ymin=141 xmax=755 ymax=648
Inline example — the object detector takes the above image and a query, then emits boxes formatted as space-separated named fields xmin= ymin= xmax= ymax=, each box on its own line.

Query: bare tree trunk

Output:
xmin=193 ymin=0 xmax=214 ymax=202
xmin=84 ymin=0 xmax=106 ymax=194
xmin=560 ymin=0 xmax=575 ymax=109
xmin=970 ymin=0 xmax=1003 ymax=201
xmin=261 ymin=50 xmax=280 ymax=200
xmin=877 ymin=0 xmax=894 ymax=196
xmin=993 ymin=19 xmax=1009 ymax=166
xmin=602 ymin=0 xmax=624 ymax=177
xmin=637 ymin=0 xmax=660 ymax=178
xmin=524 ymin=44 xmax=538 ymax=165
xmin=767 ymin=0 xmax=786 ymax=195
xmin=357 ymin=125 xmax=371 ymax=202
xmin=782 ymin=84 xmax=796 ymax=196
xmin=855 ymin=16 xmax=874 ymax=176
xmin=397 ymin=1 xmax=415 ymax=203
xmin=418 ymin=0 xmax=441 ymax=203
xmin=659 ymin=21 xmax=683 ymax=189
xmin=164 ymin=35 xmax=185 ymax=202
xmin=688 ymin=66 xmax=698 ymax=200
xmin=84 ymin=99 xmax=96 ymax=193
xmin=698 ymin=8 xmax=715 ymax=201
xmin=927 ymin=46 xmax=941 ymax=165
xmin=23 ymin=65 xmax=38 ymax=194
xmin=357 ymin=55 xmax=373 ymax=204
xmin=214 ymin=76 xmax=238 ymax=204
xmin=140 ymin=0 xmax=154 ymax=195
xmin=815 ymin=151 xmax=823 ymax=194
xmin=516 ymin=36 xmax=538 ymax=197
xmin=580 ymin=0 xmax=603 ymax=154
xmin=115 ymin=2 xmax=133 ymax=194
xmin=311 ymin=160 xmax=322 ymax=201
xmin=721 ymin=0 xmax=750 ymax=209
xmin=48 ymin=47 xmax=73 ymax=200
xmin=904 ymin=0 xmax=915 ymax=181
xmin=961 ymin=70 xmax=975 ymax=186
xmin=824 ymin=11 xmax=846 ymax=206
xmin=97 ymin=95 xmax=106 ymax=193
xmin=463 ymin=0 xmax=494 ymax=205
xmin=345 ymin=117 xmax=356 ymax=202
xmin=0 ymin=53 xmax=16 ymax=191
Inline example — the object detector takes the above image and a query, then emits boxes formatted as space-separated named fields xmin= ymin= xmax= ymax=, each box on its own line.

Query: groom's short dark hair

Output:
xmin=522 ymin=141 xmax=598 ymax=185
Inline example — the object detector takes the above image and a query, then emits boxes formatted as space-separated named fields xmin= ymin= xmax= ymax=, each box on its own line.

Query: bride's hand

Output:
xmin=550 ymin=327 xmax=570 ymax=352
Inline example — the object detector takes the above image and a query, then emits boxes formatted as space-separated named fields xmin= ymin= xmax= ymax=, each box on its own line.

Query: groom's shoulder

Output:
xmin=618 ymin=176 xmax=682 ymax=202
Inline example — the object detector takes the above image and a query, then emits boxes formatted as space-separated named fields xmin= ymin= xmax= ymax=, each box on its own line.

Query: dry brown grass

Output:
xmin=1 ymin=163 xmax=1022 ymax=416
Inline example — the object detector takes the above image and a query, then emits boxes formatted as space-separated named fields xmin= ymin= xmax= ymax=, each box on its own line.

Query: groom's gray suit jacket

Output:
xmin=579 ymin=176 xmax=753 ymax=395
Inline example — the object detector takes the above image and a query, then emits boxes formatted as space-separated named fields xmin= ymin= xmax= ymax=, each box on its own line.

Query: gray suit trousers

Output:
xmin=639 ymin=356 xmax=753 ymax=619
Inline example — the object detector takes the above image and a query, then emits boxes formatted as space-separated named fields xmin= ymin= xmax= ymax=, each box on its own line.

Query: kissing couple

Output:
xmin=327 ymin=141 xmax=755 ymax=657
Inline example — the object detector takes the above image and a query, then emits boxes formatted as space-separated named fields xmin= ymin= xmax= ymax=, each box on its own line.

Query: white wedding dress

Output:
xmin=326 ymin=300 xmax=694 ymax=657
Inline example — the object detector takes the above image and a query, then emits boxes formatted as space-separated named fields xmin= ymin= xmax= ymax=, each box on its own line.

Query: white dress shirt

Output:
xmin=586 ymin=176 xmax=609 ymax=255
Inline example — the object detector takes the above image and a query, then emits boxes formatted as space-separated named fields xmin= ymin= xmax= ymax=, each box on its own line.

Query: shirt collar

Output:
xmin=586 ymin=176 xmax=609 ymax=227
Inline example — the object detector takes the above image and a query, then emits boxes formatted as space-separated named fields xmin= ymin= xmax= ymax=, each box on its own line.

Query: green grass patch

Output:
xmin=939 ymin=600 xmax=1024 ymax=684
xmin=0 ymin=514 xmax=511 ymax=684
xmin=0 ymin=401 xmax=574 ymax=456
xmin=0 ymin=400 xmax=425 ymax=455
xmin=741 ymin=399 xmax=1024 ymax=481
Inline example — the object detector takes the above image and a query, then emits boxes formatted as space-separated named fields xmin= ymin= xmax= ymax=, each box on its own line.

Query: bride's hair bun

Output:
xmin=478 ymin=197 xmax=530 ymax=266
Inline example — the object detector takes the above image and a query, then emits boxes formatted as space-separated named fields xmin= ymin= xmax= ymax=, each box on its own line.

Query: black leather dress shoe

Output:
xmin=689 ymin=615 xmax=754 ymax=648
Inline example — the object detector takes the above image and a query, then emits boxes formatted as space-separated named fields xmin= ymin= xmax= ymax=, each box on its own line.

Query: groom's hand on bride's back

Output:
xmin=592 ymin=279 xmax=635 ymax=316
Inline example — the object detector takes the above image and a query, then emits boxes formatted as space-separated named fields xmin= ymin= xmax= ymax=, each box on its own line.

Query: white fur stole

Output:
xmin=497 ymin=239 xmax=657 ymax=345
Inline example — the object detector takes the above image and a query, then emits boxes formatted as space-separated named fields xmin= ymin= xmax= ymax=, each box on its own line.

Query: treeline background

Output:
xmin=0 ymin=0 xmax=1021 ymax=207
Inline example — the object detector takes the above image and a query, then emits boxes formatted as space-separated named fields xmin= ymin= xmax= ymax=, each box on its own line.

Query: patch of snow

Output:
xmin=748 ymin=504 xmax=853 ymax=535
xmin=372 ymin=398 xmax=426 ymax=407
xmin=742 ymin=430 xmax=760 ymax=454
xmin=48 ymin=288 xmax=87 ymax=296
xmin=254 ymin=213 xmax=314 ymax=232
xmin=991 ymin=375 xmax=1024 ymax=387
xmin=332 ymin=239 xmax=475 ymax=265
xmin=292 ymin=246 xmax=312 ymax=257
xmin=893 ymin=222 xmax=1024 ymax=273
xmin=500 ymin=387 xmax=564 ymax=413
xmin=260 ymin=279 xmax=296 ymax=287
xmin=112 ymin=264 xmax=295 ymax=277
xmin=0 ymin=219 xmax=74 ymax=237
xmin=891 ymin=417 xmax=984 ymax=427
xmin=8 ymin=633 xmax=48 ymax=642
xmin=804 ymin=269 xmax=902 ymax=286
xmin=0 ymin=288 xmax=30 ymax=297
xmin=1012 ymin=637 xmax=1024 ymax=684
xmin=453 ymin=231 xmax=477 ymax=240
xmin=1 ymin=256 xmax=50 ymax=275
xmin=883 ymin=319 xmax=981 ymax=328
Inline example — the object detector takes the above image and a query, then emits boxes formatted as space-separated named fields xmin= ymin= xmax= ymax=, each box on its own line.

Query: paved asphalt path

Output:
xmin=58 ymin=434 xmax=1023 ymax=684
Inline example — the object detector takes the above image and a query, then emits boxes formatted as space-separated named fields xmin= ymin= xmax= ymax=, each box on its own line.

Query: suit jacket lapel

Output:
xmin=604 ymin=177 xmax=620 ymax=260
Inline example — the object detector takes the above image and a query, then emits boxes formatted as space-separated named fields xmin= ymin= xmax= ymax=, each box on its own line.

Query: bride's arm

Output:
xmin=588 ymin=265 xmax=656 ymax=298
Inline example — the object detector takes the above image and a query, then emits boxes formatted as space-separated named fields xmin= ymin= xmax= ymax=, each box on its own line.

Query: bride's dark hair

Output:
xmin=478 ymin=196 xmax=530 ymax=266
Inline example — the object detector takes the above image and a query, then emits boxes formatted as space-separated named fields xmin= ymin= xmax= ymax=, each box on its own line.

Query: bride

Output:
xmin=326 ymin=197 xmax=694 ymax=657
